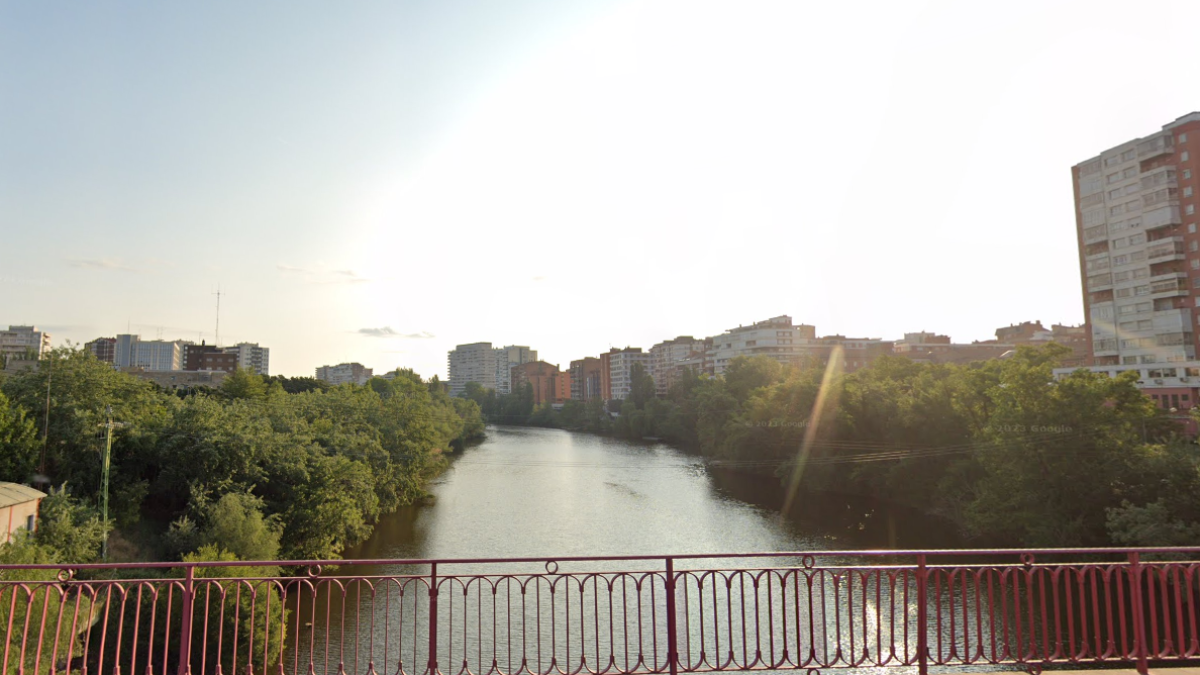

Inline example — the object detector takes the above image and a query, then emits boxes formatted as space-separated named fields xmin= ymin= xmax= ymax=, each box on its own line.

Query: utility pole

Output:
xmin=99 ymin=406 xmax=125 ymax=561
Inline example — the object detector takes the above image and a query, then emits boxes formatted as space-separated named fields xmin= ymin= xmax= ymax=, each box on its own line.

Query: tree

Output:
xmin=265 ymin=375 xmax=329 ymax=394
xmin=30 ymin=485 xmax=108 ymax=563
xmin=723 ymin=356 xmax=784 ymax=400
xmin=0 ymin=390 xmax=39 ymax=482
xmin=221 ymin=367 xmax=268 ymax=400
xmin=627 ymin=364 xmax=657 ymax=409
xmin=962 ymin=347 xmax=1163 ymax=546
xmin=198 ymin=492 xmax=282 ymax=562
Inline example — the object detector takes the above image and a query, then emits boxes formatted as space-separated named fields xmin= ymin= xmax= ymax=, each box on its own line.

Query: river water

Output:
xmin=280 ymin=426 xmax=992 ymax=675
xmin=343 ymin=425 xmax=962 ymax=562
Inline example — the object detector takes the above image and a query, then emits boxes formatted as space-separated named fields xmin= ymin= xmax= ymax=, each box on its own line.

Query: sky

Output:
xmin=4 ymin=0 xmax=1200 ymax=378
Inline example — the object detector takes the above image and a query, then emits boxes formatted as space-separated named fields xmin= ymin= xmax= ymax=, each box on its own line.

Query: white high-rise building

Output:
xmin=493 ymin=345 xmax=538 ymax=394
xmin=316 ymin=363 xmax=373 ymax=386
xmin=113 ymin=335 xmax=186 ymax=370
xmin=448 ymin=342 xmax=496 ymax=396
xmin=225 ymin=342 xmax=270 ymax=375
xmin=0 ymin=326 xmax=50 ymax=362
xmin=134 ymin=340 xmax=184 ymax=371
xmin=706 ymin=315 xmax=821 ymax=375
xmin=608 ymin=349 xmax=653 ymax=401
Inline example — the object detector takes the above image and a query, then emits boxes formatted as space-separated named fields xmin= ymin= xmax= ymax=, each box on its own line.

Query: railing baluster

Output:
xmin=1128 ymin=552 xmax=1149 ymax=675
xmin=428 ymin=562 xmax=439 ymax=675
xmin=665 ymin=558 xmax=677 ymax=675
xmin=176 ymin=564 xmax=195 ymax=675
xmin=916 ymin=554 xmax=928 ymax=675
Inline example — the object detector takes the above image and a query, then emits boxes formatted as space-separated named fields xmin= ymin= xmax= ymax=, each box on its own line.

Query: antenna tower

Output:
xmin=213 ymin=285 xmax=224 ymax=346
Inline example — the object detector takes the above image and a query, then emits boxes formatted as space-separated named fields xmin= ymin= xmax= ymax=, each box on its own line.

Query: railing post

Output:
xmin=428 ymin=562 xmax=438 ymax=675
xmin=665 ymin=557 xmax=678 ymax=675
xmin=916 ymin=554 xmax=929 ymax=675
xmin=1128 ymin=552 xmax=1150 ymax=675
xmin=177 ymin=564 xmax=195 ymax=675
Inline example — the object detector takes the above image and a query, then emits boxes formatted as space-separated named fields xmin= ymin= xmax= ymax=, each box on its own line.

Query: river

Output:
xmin=343 ymin=425 xmax=961 ymax=562
xmin=280 ymin=426 xmax=986 ymax=675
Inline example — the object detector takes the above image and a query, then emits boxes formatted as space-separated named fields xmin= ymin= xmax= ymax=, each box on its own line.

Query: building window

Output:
xmin=1186 ymin=169 xmax=1193 ymax=179
xmin=1184 ymin=151 xmax=1191 ymax=162
xmin=1123 ymin=149 xmax=1136 ymax=161
xmin=1181 ymin=133 xmax=1189 ymax=144
xmin=1187 ymin=187 xmax=1195 ymax=198
xmin=1192 ymin=259 xmax=1199 ymax=270
xmin=1190 ymin=205 xmax=1197 ymax=215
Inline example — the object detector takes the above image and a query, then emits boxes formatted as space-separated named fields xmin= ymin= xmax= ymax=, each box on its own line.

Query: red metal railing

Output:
xmin=3 ymin=548 xmax=1200 ymax=675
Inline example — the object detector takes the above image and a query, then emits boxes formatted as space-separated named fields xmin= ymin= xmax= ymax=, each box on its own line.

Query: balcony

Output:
xmin=1150 ymin=278 xmax=1189 ymax=296
xmin=1141 ymin=169 xmax=1178 ymax=191
xmin=1150 ymin=270 xmax=1187 ymax=282
xmin=1148 ymin=239 xmax=1186 ymax=261
xmin=1157 ymin=331 xmax=1195 ymax=347
xmin=1138 ymin=134 xmax=1175 ymax=159
xmin=1083 ymin=224 xmax=1108 ymax=243
xmin=1143 ymin=187 xmax=1180 ymax=210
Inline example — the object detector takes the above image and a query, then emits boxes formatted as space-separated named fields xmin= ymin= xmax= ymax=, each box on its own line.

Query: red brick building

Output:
xmin=511 ymin=361 xmax=562 ymax=406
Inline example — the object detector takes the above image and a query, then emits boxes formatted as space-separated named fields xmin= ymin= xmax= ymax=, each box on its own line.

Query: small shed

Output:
xmin=0 ymin=482 xmax=47 ymax=544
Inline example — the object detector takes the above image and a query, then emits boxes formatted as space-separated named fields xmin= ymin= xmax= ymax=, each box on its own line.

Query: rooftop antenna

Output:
xmin=213 ymin=284 xmax=223 ymax=346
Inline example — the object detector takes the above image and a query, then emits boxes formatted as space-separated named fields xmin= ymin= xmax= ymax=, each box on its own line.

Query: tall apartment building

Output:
xmin=84 ymin=337 xmax=116 ymax=363
xmin=0 ymin=326 xmax=50 ymax=361
xmin=493 ymin=345 xmax=538 ymax=394
xmin=511 ymin=361 xmax=562 ymax=405
xmin=448 ymin=342 xmax=496 ymax=396
xmin=225 ymin=342 xmax=270 ymax=375
xmin=316 ymin=362 xmax=373 ymax=386
xmin=707 ymin=315 xmax=819 ymax=375
xmin=113 ymin=335 xmax=186 ymax=371
xmin=569 ymin=357 xmax=603 ymax=401
xmin=606 ymin=348 xmax=653 ymax=401
xmin=1075 ymin=113 xmax=1200 ymax=367
xmin=649 ymin=336 xmax=707 ymax=397
xmin=1061 ymin=112 xmax=1200 ymax=414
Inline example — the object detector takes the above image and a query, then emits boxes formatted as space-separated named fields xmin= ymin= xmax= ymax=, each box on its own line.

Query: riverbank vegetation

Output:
xmin=0 ymin=348 xmax=485 ymax=567
xmin=464 ymin=345 xmax=1200 ymax=548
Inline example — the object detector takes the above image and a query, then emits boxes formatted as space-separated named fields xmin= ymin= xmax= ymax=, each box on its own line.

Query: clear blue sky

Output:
xmin=4 ymin=0 xmax=1200 ymax=377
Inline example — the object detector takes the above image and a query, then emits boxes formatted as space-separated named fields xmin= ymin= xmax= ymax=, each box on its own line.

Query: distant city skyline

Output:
xmin=6 ymin=1 xmax=1200 ymax=377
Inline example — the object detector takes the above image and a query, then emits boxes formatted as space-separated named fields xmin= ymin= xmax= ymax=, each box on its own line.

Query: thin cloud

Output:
xmin=358 ymin=327 xmax=435 ymax=339
xmin=278 ymin=263 xmax=370 ymax=284
xmin=70 ymin=258 xmax=140 ymax=272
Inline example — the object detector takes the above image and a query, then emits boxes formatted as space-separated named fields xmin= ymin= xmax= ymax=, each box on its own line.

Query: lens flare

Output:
xmin=781 ymin=345 xmax=844 ymax=518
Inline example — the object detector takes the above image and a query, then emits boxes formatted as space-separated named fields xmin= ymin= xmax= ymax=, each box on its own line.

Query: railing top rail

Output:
xmin=3 ymin=546 xmax=1200 ymax=572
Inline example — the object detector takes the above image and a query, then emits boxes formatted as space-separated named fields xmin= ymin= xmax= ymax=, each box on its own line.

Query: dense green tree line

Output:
xmin=0 ymin=348 xmax=485 ymax=564
xmin=464 ymin=345 xmax=1200 ymax=548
